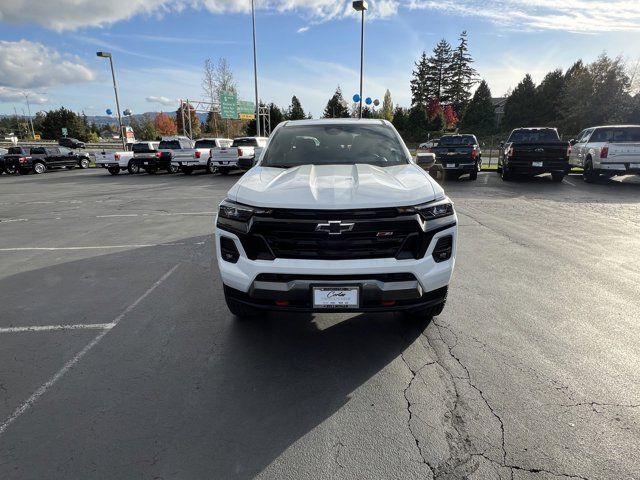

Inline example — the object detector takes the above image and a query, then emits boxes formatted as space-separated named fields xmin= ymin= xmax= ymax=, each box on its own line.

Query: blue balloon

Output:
xmin=352 ymin=94 xmax=361 ymax=103
xmin=365 ymin=97 xmax=372 ymax=105
xmin=106 ymin=109 xmax=113 ymax=115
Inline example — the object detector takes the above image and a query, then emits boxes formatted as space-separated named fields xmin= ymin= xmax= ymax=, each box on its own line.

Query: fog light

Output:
xmin=432 ymin=235 xmax=453 ymax=263
xmin=220 ymin=237 xmax=240 ymax=263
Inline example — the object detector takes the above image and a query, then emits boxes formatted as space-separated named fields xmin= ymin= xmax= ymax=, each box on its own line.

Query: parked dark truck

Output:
xmin=498 ymin=128 xmax=570 ymax=182
xmin=429 ymin=134 xmax=482 ymax=180
xmin=1 ymin=147 xmax=32 ymax=174
xmin=131 ymin=136 xmax=191 ymax=174
xmin=4 ymin=146 xmax=90 ymax=174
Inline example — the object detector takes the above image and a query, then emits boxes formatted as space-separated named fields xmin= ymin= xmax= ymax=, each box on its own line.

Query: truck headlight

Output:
xmin=218 ymin=199 xmax=256 ymax=222
xmin=399 ymin=199 xmax=454 ymax=220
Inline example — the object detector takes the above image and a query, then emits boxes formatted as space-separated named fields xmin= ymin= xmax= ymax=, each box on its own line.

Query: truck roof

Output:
xmin=284 ymin=118 xmax=387 ymax=127
xmin=587 ymin=124 xmax=640 ymax=129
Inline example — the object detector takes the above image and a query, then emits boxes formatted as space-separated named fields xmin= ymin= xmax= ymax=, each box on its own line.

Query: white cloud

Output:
xmin=407 ymin=0 xmax=640 ymax=32
xmin=0 ymin=87 xmax=48 ymax=104
xmin=0 ymin=1 xmax=399 ymax=31
xmin=146 ymin=95 xmax=176 ymax=106
xmin=0 ymin=40 xmax=95 ymax=89
xmin=297 ymin=26 xmax=310 ymax=33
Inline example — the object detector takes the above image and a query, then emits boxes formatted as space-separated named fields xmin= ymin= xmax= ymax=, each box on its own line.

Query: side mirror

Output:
xmin=237 ymin=156 xmax=255 ymax=170
xmin=499 ymin=141 xmax=505 ymax=148
xmin=569 ymin=139 xmax=577 ymax=146
xmin=415 ymin=152 xmax=436 ymax=168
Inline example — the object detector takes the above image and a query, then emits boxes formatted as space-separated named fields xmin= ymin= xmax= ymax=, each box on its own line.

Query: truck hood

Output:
xmin=229 ymin=163 xmax=442 ymax=209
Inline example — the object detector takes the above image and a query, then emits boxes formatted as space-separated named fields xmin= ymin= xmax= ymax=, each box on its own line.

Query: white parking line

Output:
xmin=0 ymin=323 xmax=115 ymax=333
xmin=563 ymin=178 xmax=576 ymax=187
xmin=0 ymin=263 xmax=179 ymax=437
xmin=96 ymin=214 xmax=139 ymax=218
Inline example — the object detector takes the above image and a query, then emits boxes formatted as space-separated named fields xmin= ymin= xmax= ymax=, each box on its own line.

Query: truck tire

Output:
xmin=5 ymin=164 xmax=18 ymax=174
xmin=206 ymin=159 xmax=215 ymax=174
xmin=469 ymin=163 xmax=479 ymax=180
xmin=583 ymin=158 xmax=599 ymax=183
xmin=79 ymin=158 xmax=90 ymax=169
xmin=182 ymin=166 xmax=194 ymax=175
xmin=167 ymin=164 xmax=179 ymax=174
xmin=500 ymin=164 xmax=512 ymax=181
xmin=108 ymin=167 xmax=120 ymax=175
xmin=551 ymin=172 xmax=564 ymax=182
xmin=128 ymin=161 xmax=140 ymax=174
xmin=224 ymin=286 xmax=261 ymax=318
xmin=33 ymin=162 xmax=46 ymax=174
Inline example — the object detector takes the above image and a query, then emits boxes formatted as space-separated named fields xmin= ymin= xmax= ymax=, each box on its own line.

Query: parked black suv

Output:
xmin=5 ymin=146 xmax=90 ymax=174
xmin=498 ymin=128 xmax=569 ymax=182
xmin=59 ymin=137 xmax=86 ymax=149
xmin=429 ymin=134 xmax=482 ymax=180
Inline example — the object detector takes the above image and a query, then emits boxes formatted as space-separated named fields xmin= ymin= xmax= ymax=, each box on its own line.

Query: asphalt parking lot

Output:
xmin=0 ymin=168 xmax=639 ymax=480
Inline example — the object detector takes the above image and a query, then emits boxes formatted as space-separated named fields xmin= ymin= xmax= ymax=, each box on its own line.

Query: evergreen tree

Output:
xmin=445 ymin=31 xmax=478 ymax=112
xmin=41 ymin=107 xmax=87 ymax=141
xmin=534 ymin=69 xmax=565 ymax=126
xmin=459 ymin=80 xmax=495 ymax=135
xmin=392 ymin=106 xmax=408 ymax=133
xmin=558 ymin=61 xmax=593 ymax=134
xmin=503 ymin=74 xmax=537 ymax=129
xmin=407 ymin=104 xmax=429 ymax=141
xmin=381 ymin=89 xmax=394 ymax=121
xmin=287 ymin=96 xmax=306 ymax=120
xmin=323 ymin=87 xmax=350 ymax=118
xmin=426 ymin=39 xmax=453 ymax=102
xmin=410 ymin=52 xmax=430 ymax=106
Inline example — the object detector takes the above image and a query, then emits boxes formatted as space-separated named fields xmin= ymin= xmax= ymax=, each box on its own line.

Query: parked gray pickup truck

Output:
xmin=131 ymin=136 xmax=193 ymax=174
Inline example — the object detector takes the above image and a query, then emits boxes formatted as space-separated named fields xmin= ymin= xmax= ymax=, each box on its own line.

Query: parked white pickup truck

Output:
xmin=173 ymin=137 xmax=232 ymax=174
xmin=95 ymin=142 xmax=158 ymax=175
xmin=210 ymin=136 xmax=268 ymax=175
xmin=569 ymin=125 xmax=640 ymax=182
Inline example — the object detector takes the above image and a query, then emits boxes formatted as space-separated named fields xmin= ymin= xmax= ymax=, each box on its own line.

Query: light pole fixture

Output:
xmin=352 ymin=1 xmax=368 ymax=119
xmin=251 ymin=0 xmax=261 ymax=137
xmin=96 ymin=51 xmax=126 ymax=149
xmin=21 ymin=92 xmax=36 ymax=139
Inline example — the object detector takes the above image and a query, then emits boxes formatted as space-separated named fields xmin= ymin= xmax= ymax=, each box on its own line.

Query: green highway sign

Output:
xmin=61 ymin=127 xmax=68 ymax=136
xmin=219 ymin=90 xmax=238 ymax=119
xmin=237 ymin=100 xmax=255 ymax=115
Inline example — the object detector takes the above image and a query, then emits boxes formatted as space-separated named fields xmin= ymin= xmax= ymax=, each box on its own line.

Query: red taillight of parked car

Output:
xmin=567 ymin=145 xmax=572 ymax=156
xmin=195 ymin=151 xmax=201 ymax=158
xmin=600 ymin=146 xmax=609 ymax=159
xmin=114 ymin=153 xmax=120 ymax=160
xmin=471 ymin=147 xmax=478 ymax=159
xmin=18 ymin=156 xmax=27 ymax=164
xmin=155 ymin=152 xmax=162 ymax=158
xmin=238 ymin=148 xmax=244 ymax=157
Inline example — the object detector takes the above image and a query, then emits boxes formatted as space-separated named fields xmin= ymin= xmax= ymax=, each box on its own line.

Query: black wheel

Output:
xmin=5 ymin=165 xmax=18 ymax=175
xmin=224 ymin=286 xmax=261 ymax=318
xmin=145 ymin=167 xmax=158 ymax=174
xmin=33 ymin=162 xmax=46 ymax=174
xmin=501 ymin=164 xmax=512 ymax=181
xmin=551 ymin=172 xmax=564 ymax=183
xmin=182 ymin=166 xmax=194 ymax=175
xmin=127 ymin=161 xmax=140 ymax=174
xmin=583 ymin=158 xmax=599 ymax=183
xmin=206 ymin=159 xmax=215 ymax=174
xmin=167 ymin=164 xmax=179 ymax=174
xmin=79 ymin=158 xmax=90 ymax=169
xmin=469 ymin=163 xmax=478 ymax=181
xmin=108 ymin=167 xmax=120 ymax=175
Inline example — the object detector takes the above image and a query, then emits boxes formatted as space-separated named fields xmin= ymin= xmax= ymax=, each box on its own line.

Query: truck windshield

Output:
xmin=509 ymin=129 xmax=560 ymax=142
xmin=132 ymin=143 xmax=156 ymax=153
xmin=232 ymin=138 xmax=258 ymax=147
xmin=159 ymin=140 xmax=180 ymax=149
xmin=262 ymin=124 xmax=408 ymax=168
xmin=590 ymin=127 xmax=640 ymax=142
xmin=195 ymin=140 xmax=231 ymax=149
xmin=439 ymin=135 xmax=476 ymax=146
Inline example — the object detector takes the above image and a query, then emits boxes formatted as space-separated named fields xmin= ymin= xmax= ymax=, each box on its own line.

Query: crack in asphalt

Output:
xmin=400 ymin=352 xmax=437 ymax=479
xmin=556 ymin=401 xmax=640 ymax=412
xmin=471 ymin=453 xmax=590 ymax=480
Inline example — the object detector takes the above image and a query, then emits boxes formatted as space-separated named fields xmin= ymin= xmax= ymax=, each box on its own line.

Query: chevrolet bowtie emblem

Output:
xmin=315 ymin=220 xmax=355 ymax=235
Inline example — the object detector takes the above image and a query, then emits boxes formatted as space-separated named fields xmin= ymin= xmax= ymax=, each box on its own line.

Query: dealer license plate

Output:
xmin=446 ymin=163 xmax=456 ymax=168
xmin=532 ymin=161 xmax=543 ymax=167
xmin=313 ymin=287 xmax=359 ymax=309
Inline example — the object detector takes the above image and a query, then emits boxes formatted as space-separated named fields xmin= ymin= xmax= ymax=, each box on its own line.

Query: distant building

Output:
xmin=492 ymin=97 xmax=507 ymax=127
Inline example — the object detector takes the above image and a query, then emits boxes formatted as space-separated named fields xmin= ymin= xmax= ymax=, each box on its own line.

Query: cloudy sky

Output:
xmin=1 ymin=0 xmax=639 ymax=117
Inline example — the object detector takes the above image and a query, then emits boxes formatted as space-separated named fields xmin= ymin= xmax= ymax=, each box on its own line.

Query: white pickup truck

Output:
xmin=215 ymin=119 xmax=456 ymax=320
xmin=173 ymin=137 xmax=233 ymax=174
xmin=95 ymin=142 xmax=158 ymax=175
xmin=210 ymin=136 xmax=268 ymax=175
xmin=569 ymin=125 xmax=640 ymax=182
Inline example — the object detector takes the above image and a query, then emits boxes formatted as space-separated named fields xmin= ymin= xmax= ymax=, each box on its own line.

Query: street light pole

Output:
xmin=352 ymin=1 xmax=368 ymax=119
xmin=97 ymin=51 xmax=126 ymax=150
xmin=251 ymin=0 xmax=261 ymax=137
xmin=21 ymin=92 xmax=36 ymax=139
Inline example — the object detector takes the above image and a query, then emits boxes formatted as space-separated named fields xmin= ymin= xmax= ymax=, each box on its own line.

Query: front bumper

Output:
xmin=215 ymin=222 xmax=456 ymax=311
